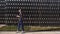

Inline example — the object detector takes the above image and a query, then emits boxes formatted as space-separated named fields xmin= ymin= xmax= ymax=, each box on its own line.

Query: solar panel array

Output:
xmin=0 ymin=0 xmax=60 ymax=26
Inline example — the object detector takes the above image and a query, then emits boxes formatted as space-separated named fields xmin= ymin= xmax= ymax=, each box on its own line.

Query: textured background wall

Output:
xmin=0 ymin=0 xmax=60 ymax=26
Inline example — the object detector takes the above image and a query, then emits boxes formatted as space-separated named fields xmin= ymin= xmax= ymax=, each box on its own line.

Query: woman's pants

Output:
xmin=18 ymin=18 xmax=24 ymax=31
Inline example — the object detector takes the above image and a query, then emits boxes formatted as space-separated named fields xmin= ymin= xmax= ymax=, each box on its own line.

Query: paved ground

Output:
xmin=0 ymin=31 xmax=60 ymax=34
xmin=0 ymin=24 xmax=6 ymax=28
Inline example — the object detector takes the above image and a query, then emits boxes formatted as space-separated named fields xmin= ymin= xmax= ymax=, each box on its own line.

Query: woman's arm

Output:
xmin=16 ymin=15 xmax=20 ymax=18
xmin=16 ymin=9 xmax=21 ymax=18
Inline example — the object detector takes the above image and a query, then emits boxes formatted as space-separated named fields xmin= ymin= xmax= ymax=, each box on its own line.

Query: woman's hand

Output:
xmin=16 ymin=15 xmax=20 ymax=18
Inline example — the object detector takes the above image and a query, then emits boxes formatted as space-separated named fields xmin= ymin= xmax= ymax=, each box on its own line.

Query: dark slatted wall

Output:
xmin=0 ymin=0 xmax=6 ymax=24
xmin=21 ymin=0 xmax=60 ymax=26
xmin=0 ymin=0 xmax=60 ymax=26
xmin=5 ymin=0 xmax=19 ymax=24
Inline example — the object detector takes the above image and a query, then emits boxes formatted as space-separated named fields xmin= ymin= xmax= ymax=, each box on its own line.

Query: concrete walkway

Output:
xmin=0 ymin=31 xmax=60 ymax=34
xmin=0 ymin=24 xmax=6 ymax=28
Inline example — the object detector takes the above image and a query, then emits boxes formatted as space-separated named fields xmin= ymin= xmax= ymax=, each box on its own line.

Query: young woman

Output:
xmin=16 ymin=9 xmax=24 ymax=31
